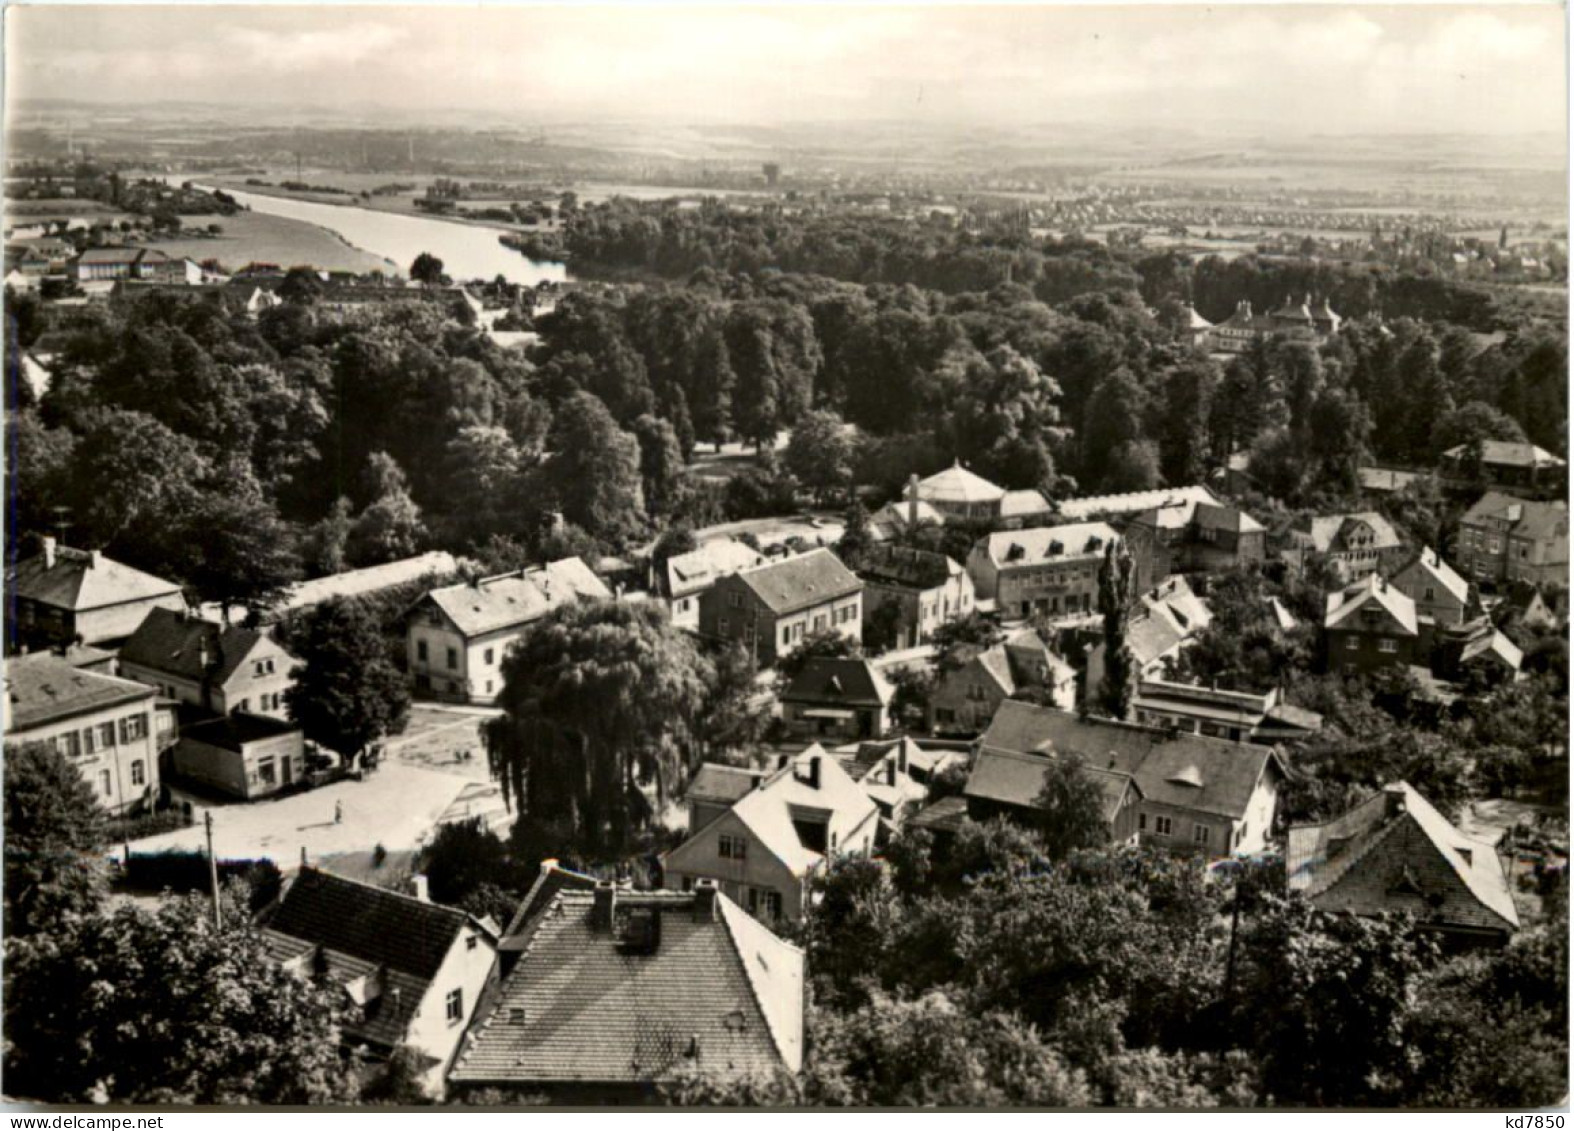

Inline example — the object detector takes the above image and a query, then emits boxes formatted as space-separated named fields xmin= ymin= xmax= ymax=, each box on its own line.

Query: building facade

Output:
xmin=1456 ymin=492 xmax=1569 ymax=590
xmin=852 ymin=544 xmax=974 ymax=649
xmin=118 ymin=608 xmax=298 ymax=720
xmin=697 ymin=549 xmax=863 ymax=668
xmin=967 ymin=522 xmax=1120 ymax=620
xmin=1322 ymin=575 xmax=1421 ymax=676
xmin=172 ymin=713 xmax=306 ymax=800
xmin=658 ymin=540 xmax=767 ymax=631
xmin=778 ymin=658 xmax=894 ymax=742
xmin=9 ymin=538 xmax=186 ymax=652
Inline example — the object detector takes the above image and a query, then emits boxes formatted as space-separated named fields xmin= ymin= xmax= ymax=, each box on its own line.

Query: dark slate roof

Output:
xmin=5 ymin=653 xmax=155 ymax=731
xmin=965 ymin=745 xmax=1139 ymax=822
xmin=686 ymin=764 xmax=767 ymax=807
xmin=1461 ymin=493 xmax=1569 ymax=544
xmin=179 ymin=711 xmax=301 ymax=751
xmin=733 ymin=549 xmax=861 ymax=615
xmin=907 ymin=795 xmax=969 ymax=835
xmin=851 ymin=544 xmax=959 ymax=591
xmin=119 ymin=607 xmax=285 ymax=687
xmin=451 ymin=888 xmax=804 ymax=1086
xmin=262 ymin=867 xmax=469 ymax=982
xmin=780 ymin=657 xmax=893 ymax=709
xmin=979 ymin=701 xmax=1284 ymax=822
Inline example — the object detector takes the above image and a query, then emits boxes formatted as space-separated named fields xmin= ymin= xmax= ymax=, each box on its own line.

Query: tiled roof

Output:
xmin=5 ymin=653 xmax=156 ymax=731
xmin=733 ymin=549 xmax=861 ymax=616
xmin=1302 ymin=512 xmax=1403 ymax=554
xmin=782 ymin=658 xmax=893 ymax=709
xmin=1460 ymin=628 xmax=1523 ymax=671
xmin=917 ymin=462 xmax=1006 ymax=505
xmin=261 ymin=931 xmax=430 ymax=1049
xmin=119 ymin=607 xmax=290 ymax=688
xmin=851 ymin=544 xmax=959 ymax=591
xmin=978 ymin=701 xmax=1283 ymax=822
xmin=1000 ymin=489 xmax=1053 ymax=518
xmin=450 ymin=888 xmax=804 ymax=1086
xmin=1285 ymin=782 xmax=1518 ymax=934
xmin=1393 ymin=546 xmax=1470 ymax=605
xmin=9 ymin=543 xmax=181 ymax=613
xmin=262 ymin=867 xmax=471 ymax=983
xmin=1323 ymin=574 xmax=1418 ymax=636
xmin=1444 ymin=440 xmax=1566 ymax=470
xmin=274 ymin=552 xmax=458 ymax=615
xmin=1462 ymin=492 xmax=1569 ymax=544
xmin=501 ymin=860 xmax=601 ymax=939
xmin=686 ymin=764 xmax=767 ymax=807
xmin=979 ymin=522 xmax=1120 ymax=569
xmin=664 ymin=540 xmax=767 ymax=600
xmin=422 ymin=558 xmax=610 ymax=638
xmin=870 ymin=499 xmax=944 ymax=532
xmin=1057 ymin=485 xmax=1221 ymax=522
xmin=1358 ymin=467 xmax=1422 ymax=494
xmin=1125 ymin=608 xmax=1188 ymax=669
xmin=966 ymin=745 xmax=1139 ymax=822
xmin=908 ymin=795 xmax=970 ymax=834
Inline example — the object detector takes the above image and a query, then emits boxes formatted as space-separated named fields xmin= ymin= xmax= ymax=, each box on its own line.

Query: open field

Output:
xmin=145 ymin=209 xmax=392 ymax=273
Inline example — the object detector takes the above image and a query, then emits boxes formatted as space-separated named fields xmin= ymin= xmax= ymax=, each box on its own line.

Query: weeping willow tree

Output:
xmin=484 ymin=599 xmax=716 ymax=853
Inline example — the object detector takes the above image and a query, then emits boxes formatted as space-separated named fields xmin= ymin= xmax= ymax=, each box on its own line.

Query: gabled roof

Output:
xmin=851 ymin=544 xmax=960 ymax=591
xmin=979 ymin=522 xmax=1120 ymax=569
xmin=916 ymin=461 xmax=1006 ymax=505
xmin=673 ymin=747 xmax=879 ymax=877
xmin=664 ymin=540 xmax=767 ymax=600
xmin=119 ymin=607 xmax=292 ymax=688
xmin=450 ymin=887 xmax=804 ymax=1085
xmin=1444 ymin=440 xmax=1566 ymax=470
xmin=1393 ymin=546 xmax=1469 ymax=605
xmin=965 ymin=745 xmax=1140 ymax=823
xmin=870 ymin=499 xmax=944 ymax=532
xmin=501 ymin=859 xmax=601 ymax=939
xmin=781 ymin=657 xmax=894 ymax=709
xmin=730 ymin=549 xmax=861 ymax=616
xmin=266 ymin=551 xmax=458 ymax=617
xmin=1057 ymin=485 xmax=1222 ymax=522
xmin=1285 ymin=782 xmax=1518 ymax=933
xmin=1000 ymin=489 xmax=1053 ymax=518
xmin=978 ymin=701 xmax=1284 ymax=822
xmin=685 ymin=764 xmax=767 ymax=808
xmin=1323 ymin=574 xmax=1418 ymax=637
xmin=1460 ymin=628 xmax=1523 ymax=671
xmin=1461 ymin=492 xmax=1569 ymax=543
xmin=422 ymin=558 xmax=610 ymax=638
xmin=5 ymin=653 xmax=156 ymax=731
xmin=9 ymin=543 xmax=182 ymax=614
xmin=1301 ymin=511 xmax=1404 ymax=554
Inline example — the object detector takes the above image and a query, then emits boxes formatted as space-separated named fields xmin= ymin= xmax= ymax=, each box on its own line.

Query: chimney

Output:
xmin=198 ymin=634 xmax=211 ymax=672
xmin=897 ymin=742 xmax=908 ymax=774
xmin=591 ymin=880 xmax=617 ymax=930
xmin=41 ymin=536 xmax=56 ymax=570
xmin=907 ymin=473 xmax=920 ymax=528
xmin=807 ymin=755 xmax=821 ymax=790
xmin=693 ymin=878 xmax=720 ymax=922
xmin=87 ymin=549 xmax=101 ymax=570
xmin=411 ymin=874 xmax=430 ymax=902
xmin=1383 ymin=784 xmax=1407 ymax=819
xmin=887 ymin=758 xmax=899 ymax=787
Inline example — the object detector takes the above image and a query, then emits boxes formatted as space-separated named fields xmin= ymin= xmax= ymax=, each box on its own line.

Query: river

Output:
xmin=188 ymin=182 xmax=567 ymax=285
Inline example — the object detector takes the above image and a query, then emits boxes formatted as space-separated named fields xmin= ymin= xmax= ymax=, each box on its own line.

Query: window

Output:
xmin=719 ymin=617 xmax=729 ymax=633
xmin=1139 ymin=813 xmax=1147 ymax=831
xmin=83 ymin=726 xmax=97 ymax=754
xmin=813 ymin=614 xmax=827 ymax=631
xmin=446 ymin=647 xmax=458 ymax=670
xmin=121 ymin=715 xmax=147 ymax=743
xmin=254 ymin=660 xmax=266 ymax=677
xmin=466 ymin=935 xmax=478 ymax=951
xmin=445 ymin=989 xmax=463 ymax=1025
xmin=782 ymin=626 xmax=792 ymax=647
xmin=1423 ymin=586 xmax=1435 ymax=601
xmin=729 ymin=591 xmax=743 ymax=609
xmin=761 ymin=890 xmax=783 ymax=920
xmin=485 ymin=680 xmax=493 ymax=695
xmin=99 ymin=723 xmax=116 ymax=748
xmin=258 ymin=758 xmax=277 ymax=787
xmin=1194 ymin=824 xmax=1210 ymax=845
xmin=1379 ymin=639 xmax=1398 ymax=653
xmin=1489 ymin=539 xmax=1501 ymax=554
xmin=99 ymin=770 xmax=112 ymax=798
xmin=1153 ymin=815 xmax=1173 ymax=836
xmin=130 ymin=760 xmax=145 ymax=787
xmin=681 ymin=875 xmax=693 ymax=892
xmin=55 ymin=731 xmax=80 ymax=758
xmin=484 ymin=648 xmax=495 ymax=665
xmin=417 ymin=640 xmax=428 ymax=662
xmin=1345 ymin=637 xmax=1359 ymax=651
xmin=238 ymin=698 xmax=250 ymax=713
xmin=718 ymin=834 xmax=747 ymax=860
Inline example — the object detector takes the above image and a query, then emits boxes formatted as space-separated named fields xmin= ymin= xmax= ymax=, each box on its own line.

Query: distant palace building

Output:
xmin=1196 ymin=295 xmax=1343 ymax=354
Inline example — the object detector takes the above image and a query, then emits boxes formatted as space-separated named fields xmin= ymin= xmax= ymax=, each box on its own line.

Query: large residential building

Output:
xmin=851 ymin=543 xmax=974 ymax=649
xmin=664 ymin=747 xmax=880 ymax=923
xmin=1286 ymin=782 xmax=1519 ymax=947
xmin=778 ymin=657 xmax=894 ymax=743
xmin=963 ymin=745 xmax=1144 ymax=846
xmin=1201 ymin=295 xmax=1342 ymax=354
xmin=1286 ymin=511 xmax=1407 ymax=581
xmin=198 ymin=550 xmax=459 ymax=625
xmin=1056 ymin=485 xmax=1224 ymax=526
xmin=118 ymin=608 xmax=298 ymax=720
xmin=978 ymin=701 xmax=1287 ymax=857
xmin=5 ymin=653 xmax=176 ymax=815
xmin=697 ymin=549 xmax=863 ymax=668
xmin=1084 ymin=574 xmax=1213 ymax=697
xmin=1390 ymin=546 xmax=1473 ymax=628
xmin=1322 ymin=574 xmax=1421 ymax=676
xmin=406 ymin=558 xmax=610 ymax=704
xmin=449 ymin=879 xmax=804 ymax=1101
xmin=967 ymin=522 xmax=1120 ymax=620
xmin=9 ymin=538 xmax=186 ymax=652
xmin=929 ymin=629 xmax=1076 ymax=734
xmin=71 ymin=247 xmax=200 ymax=285
xmin=1441 ymin=440 xmax=1566 ymax=498
xmin=1124 ymin=498 xmax=1266 ymax=592
xmin=657 ymin=540 xmax=767 ymax=631
xmin=1456 ymin=492 xmax=1569 ymax=590
xmin=260 ymin=868 xmax=500 ymax=1096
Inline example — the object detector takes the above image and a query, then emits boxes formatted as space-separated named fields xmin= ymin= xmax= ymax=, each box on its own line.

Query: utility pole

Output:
xmin=204 ymin=810 xmax=221 ymax=930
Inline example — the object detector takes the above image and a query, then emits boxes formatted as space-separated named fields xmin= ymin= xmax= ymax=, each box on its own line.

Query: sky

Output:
xmin=6 ymin=4 xmax=1567 ymax=135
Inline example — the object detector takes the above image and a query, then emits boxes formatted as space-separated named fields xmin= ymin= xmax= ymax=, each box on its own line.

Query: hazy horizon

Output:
xmin=7 ymin=4 xmax=1567 ymax=139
